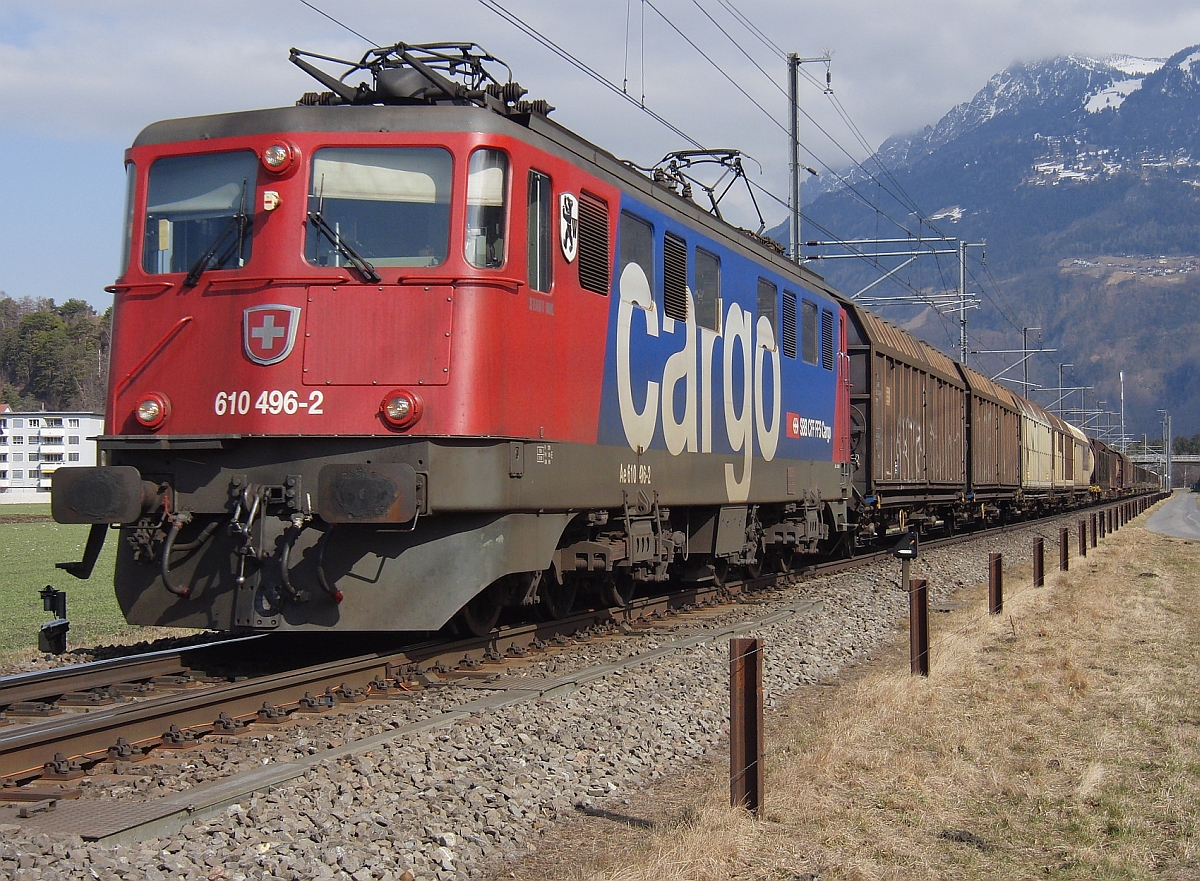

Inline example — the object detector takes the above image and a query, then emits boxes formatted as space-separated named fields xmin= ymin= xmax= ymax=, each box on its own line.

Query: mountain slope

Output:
xmin=797 ymin=44 xmax=1200 ymax=438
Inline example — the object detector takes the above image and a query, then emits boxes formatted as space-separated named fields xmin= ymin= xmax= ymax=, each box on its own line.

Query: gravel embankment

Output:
xmin=0 ymin=514 xmax=1093 ymax=881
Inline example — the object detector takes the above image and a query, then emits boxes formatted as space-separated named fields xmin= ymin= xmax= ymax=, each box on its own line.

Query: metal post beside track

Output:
xmin=988 ymin=553 xmax=1003 ymax=615
xmin=1091 ymin=513 xmax=1098 ymax=547
xmin=1079 ymin=520 xmax=1087 ymax=558
xmin=730 ymin=637 xmax=764 ymax=816
xmin=909 ymin=578 xmax=929 ymax=676
xmin=1034 ymin=537 xmax=1045 ymax=587
xmin=1059 ymin=527 xmax=1069 ymax=572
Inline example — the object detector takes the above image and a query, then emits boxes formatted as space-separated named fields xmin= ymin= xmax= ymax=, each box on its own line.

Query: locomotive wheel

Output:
xmin=538 ymin=573 xmax=577 ymax=620
xmin=604 ymin=574 xmax=637 ymax=608
xmin=456 ymin=591 xmax=502 ymax=637
xmin=772 ymin=548 xmax=796 ymax=574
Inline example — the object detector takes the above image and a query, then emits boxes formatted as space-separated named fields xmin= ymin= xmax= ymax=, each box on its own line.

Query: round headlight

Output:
xmin=385 ymin=397 xmax=411 ymax=422
xmin=135 ymin=393 xmax=170 ymax=430
xmin=262 ymin=142 xmax=294 ymax=173
xmin=380 ymin=390 xmax=422 ymax=429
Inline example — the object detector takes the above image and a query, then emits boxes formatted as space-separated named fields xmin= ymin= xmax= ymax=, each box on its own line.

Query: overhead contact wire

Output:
xmin=474 ymin=0 xmax=705 ymax=149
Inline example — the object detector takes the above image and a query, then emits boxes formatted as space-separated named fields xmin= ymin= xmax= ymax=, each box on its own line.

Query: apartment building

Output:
xmin=0 ymin=409 xmax=104 ymax=501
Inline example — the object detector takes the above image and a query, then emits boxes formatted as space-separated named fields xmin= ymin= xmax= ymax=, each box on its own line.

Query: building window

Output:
xmin=0 ymin=419 xmax=6 ymax=428
xmin=0 ymin=437 xmax=7 ymax=445
xmin=43 ymin=436 xmax=63 ymax=445
xmin=68 ymin=419 xmax=79 ymax=428
xmin=12 ymin=452 xmax=22 ymax=462
xmin=28 ymin=452 xmax=39 ymax=462
xmin=28 ymin=419 xmax=39 ymax=428
xmin=68 ymin=436 xmax=79 ymax=445
xmin=0 ymin=454 xmax=6 ymax=462
xmin=0 ymin=471 xmax=6 ymax=480
xmin=28 ymin=435 xmax=39 ymax=444
xmin=526 ymin=170 xmax=553 ymax=293
xmin=29 ymin=469 xmax=39 ymax=479
xmin=44 ymin=418 xmax=62 ymax=428
xmin=12 ymin=436 xmax=22 ymax=445
xmin=41 ymin=453 xmax=63 ymax=463
xmin=13 ymin=471 xmax=22 ymax=480
xmin=13 ymin=419 xmax=22 ymax=428
xmin=68 ymin=452 xmax=80 ymax=462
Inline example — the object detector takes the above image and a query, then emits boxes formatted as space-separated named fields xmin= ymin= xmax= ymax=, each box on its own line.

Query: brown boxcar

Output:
xmin=844 ymin=304 xmax=966 ymax=506
xmin=955 ymin=363 xmax=1021 ymax=498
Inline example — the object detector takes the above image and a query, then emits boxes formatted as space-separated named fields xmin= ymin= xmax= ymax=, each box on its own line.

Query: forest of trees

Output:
xmin=1173 ymin=433 xmax=1200 ymax=455
xmin=0 ymin=296 xmax=110 ymax=413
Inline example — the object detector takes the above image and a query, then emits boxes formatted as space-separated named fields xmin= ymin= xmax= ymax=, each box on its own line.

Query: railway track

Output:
xmin=0 ymin=496 xmax=1158 ymax=843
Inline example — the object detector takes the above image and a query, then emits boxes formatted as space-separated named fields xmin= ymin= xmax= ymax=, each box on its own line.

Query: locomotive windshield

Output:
xmin=142 ymin=151 xmax=257 ymax=277
xmin=306 ymin=147 xmax=452 ymax=268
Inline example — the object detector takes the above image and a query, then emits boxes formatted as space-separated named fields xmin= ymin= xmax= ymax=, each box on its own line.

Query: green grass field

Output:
xmin=0 ymin=504 xmax=146 ymax=659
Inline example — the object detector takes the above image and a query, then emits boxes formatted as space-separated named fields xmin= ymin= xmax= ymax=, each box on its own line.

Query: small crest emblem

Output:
xmin=559 ymin=192 xmax=579 ymax=263
xmin=244 ymin=304 xmax=301 ymax=366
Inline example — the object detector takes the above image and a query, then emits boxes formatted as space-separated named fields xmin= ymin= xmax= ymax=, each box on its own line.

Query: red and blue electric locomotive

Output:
xmin=52 ymin=43 xmax=853 ymax=635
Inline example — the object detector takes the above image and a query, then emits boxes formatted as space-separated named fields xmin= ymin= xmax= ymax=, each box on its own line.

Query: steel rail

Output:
xmin=0 ymin=635 xmax=266 ymax=710
xmin=0 ymin=494 xmax=1154 ymax=785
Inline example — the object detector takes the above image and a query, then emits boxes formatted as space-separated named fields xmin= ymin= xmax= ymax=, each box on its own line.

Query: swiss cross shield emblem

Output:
xmin=243 ymin=304 xmax=301 ymax=366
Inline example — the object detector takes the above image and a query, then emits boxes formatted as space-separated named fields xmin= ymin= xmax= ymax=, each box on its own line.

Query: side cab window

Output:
xmin=527 ymin=170 xmax=553 ymax=292
xmin=619 ymin=212 xmax=654 ymax=306
xmin=465 ymin=148 xmax=509 ymax=269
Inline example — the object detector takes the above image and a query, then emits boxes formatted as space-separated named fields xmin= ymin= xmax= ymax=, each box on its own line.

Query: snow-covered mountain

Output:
xmin=806 ymin=47 xmax=1200 ymax=203
xmin=799 ymin=44 xmax=1200 ymax=437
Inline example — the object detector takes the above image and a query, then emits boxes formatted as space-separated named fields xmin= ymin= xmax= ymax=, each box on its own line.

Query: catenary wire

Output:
xmin=477 ymin=0 xmax=997 ymax=333
xmin=296 ymin=0 xmax=1020 ymax=372
xmin=298 ymin=0 xmax=376 ymax=45
xmin=474 ymin=0 xmax=705 ymax=149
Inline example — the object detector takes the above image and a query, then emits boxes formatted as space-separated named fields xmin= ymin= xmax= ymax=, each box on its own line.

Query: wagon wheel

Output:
xmin=849 ymin=405 xmax=867 ymax=456
xmin=743 ymin=557 xmax=764 ymax=580
xmin=538 ymin=567 xmax=577 ymax=620
xmin=604 ymin=572 xmax=637 ymax=608
xmin=710 ymin=558 xmax=731 ymax=588
xmin=771 ymin=547 xmax=796 ymax=574
xmin=455 ymin=589 xmax=502 ymax=637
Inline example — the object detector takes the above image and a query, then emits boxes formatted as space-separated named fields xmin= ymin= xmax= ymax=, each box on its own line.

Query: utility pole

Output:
xmin=1119 ymin=371 xmax=1126 ymax=452
xmin=788 ymin=54 xmax=799 ymax=264
xmin=1057 ymin=364 xmax=1073 ymax=418
xmin=957 ymin=241 xmax=985 ymax=365
xmin=1023 ymin=327 xmax=1039 ymax=395
xmin=1158 ymin=409 xmax=1172 ymax=491
xmin=787 ymin=52 xmax=829 ymax=264
xmin=1166 ymin=412 xmax=1173 ymax=491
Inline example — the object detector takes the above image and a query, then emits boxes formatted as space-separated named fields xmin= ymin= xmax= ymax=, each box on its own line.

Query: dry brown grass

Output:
xmin=502 ymin=510 xmax=1200 ymax=880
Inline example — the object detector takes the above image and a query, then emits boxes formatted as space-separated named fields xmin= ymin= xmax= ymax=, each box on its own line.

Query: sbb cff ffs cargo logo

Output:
xmin=244 ymin=305 xmax=301 ymax=366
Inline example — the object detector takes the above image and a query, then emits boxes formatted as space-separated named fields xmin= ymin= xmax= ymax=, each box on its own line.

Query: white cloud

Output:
xmin=4 ymin=0 xmax=1200 ymax=305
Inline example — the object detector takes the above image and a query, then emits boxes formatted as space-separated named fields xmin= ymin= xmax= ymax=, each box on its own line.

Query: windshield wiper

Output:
xmin=307 ymin=204 xmax=382 ymax=284
xmin=183 ymin=179 xmax=250 ymax=288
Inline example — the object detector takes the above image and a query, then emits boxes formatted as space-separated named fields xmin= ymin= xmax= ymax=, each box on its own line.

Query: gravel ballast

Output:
xmin=0 ymin=513 xmax=1105 ymax=880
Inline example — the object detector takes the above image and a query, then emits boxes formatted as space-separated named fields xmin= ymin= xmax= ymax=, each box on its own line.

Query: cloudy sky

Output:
xmin=2 ymin=0 xmax=1198 ymax=309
